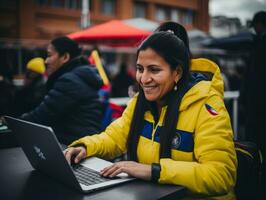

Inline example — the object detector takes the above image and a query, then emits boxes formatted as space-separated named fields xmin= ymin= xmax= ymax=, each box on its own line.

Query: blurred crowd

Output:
xmin=0 ymin=57 xmax=46 ymax=117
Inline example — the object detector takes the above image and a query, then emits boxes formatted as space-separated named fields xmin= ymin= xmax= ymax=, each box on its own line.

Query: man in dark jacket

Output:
xmin=21 ymin=36 xmax=104 ymax=145
xmin=240 ymin=11 xmax=266 ymax=186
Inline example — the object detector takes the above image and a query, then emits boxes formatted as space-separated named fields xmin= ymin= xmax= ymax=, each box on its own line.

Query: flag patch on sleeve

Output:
xmin=205 ymin=104 xmax=218 ymax=115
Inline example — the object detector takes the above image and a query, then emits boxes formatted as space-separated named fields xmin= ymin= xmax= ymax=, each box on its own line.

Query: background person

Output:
xmin=127 ymin=81 xmax=138 ymax=98
xmin=111 ymin=62 xmax=135 ymax=97
xmin=21 ymin=36 xmax=104 ymax=145
xmin=240 ymin=11 xmax=266 ymax=185
xmin=65 ymin=31 xmax=237 ymax=199
xmin=0 ymin=72 xmax=15 ymax=117
xmin=13 ymin=57 xmax=46 ymax=116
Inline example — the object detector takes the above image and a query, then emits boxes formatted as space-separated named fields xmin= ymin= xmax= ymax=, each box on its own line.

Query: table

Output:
xmin=0 ymin=147 xmax=186 ymax=200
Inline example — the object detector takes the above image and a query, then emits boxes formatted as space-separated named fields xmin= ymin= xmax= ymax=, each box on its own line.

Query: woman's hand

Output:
xmin=64 ymin=146 xmax=87 ymax=165
xmin=100 ymin=161 xmax=151 ymax=181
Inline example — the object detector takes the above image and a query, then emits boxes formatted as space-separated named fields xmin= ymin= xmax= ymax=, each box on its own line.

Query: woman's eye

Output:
xmin=136 ymin=66 xmax=143 ymax=72
xmin=150 ymin=68 xmax=161 ymax=73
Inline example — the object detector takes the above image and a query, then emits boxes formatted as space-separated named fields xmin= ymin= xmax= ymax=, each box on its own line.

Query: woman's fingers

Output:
xmin=100 ymin=164 xmax=119 ymax=177
xmin=100 ymin=161 xmax=152 ymax=181
xmin=100 ymin=162 xmax=132 ymax=177
xmin=74 ymin=148 xmax=86 ymax=163
xmin=64 ymin=147 xmax=74 ymax=164
xmin=108 ymin=168 xmax=123 ymax=178
xmin=64 ymin=146 xmax=86 ymax=164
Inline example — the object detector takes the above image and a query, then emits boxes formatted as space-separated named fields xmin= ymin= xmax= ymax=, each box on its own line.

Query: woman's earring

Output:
xmin=174 ymin=81 xmax=178 ymax=91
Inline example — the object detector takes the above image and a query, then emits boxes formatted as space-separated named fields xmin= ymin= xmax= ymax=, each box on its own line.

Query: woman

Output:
xmin=21 ymin=36 xmax=103 ymax=145
xmin=65 ymin=31 xmax=237 ymax=199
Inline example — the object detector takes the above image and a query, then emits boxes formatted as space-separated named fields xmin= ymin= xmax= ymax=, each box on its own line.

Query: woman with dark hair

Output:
xmin=65 ymin=31 xmax=236 ymax=199
xmin=21 ymin=36 xmax=104 ymax=145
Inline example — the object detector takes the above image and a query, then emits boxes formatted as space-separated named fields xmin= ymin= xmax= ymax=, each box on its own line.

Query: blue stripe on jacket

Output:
xmin=141 ymin=120 xmax=194 ymax=152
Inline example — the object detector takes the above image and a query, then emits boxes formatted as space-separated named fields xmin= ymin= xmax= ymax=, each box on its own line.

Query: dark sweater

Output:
xmin=22 ymin=57 xmax=104 ymax=145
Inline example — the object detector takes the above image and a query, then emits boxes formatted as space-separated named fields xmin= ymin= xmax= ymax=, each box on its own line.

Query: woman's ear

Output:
xmin=174 ymin=65 xmax=183 ymax=83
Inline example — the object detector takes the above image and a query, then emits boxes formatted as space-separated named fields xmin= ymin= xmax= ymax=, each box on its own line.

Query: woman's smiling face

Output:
xmin=136 ymin=47 xmax=181 ymax=103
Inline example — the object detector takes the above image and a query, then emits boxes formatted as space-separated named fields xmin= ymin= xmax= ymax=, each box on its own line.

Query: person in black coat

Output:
xmin=21 ymin=36 xmax=104 ymax=145
xmin=13 ymin=57 xmax=46 ymax=116
xmin=240 ymin=11 xmax=266 ymax=185
xmin=111 ymin=62 xmax=135 ymax=97
xmin=0 ymin=75 xmax=15 ymax=117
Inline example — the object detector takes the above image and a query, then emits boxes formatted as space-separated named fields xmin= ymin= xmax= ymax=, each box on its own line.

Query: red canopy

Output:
xmin=68 ymin=20 xmax=152 ymax=47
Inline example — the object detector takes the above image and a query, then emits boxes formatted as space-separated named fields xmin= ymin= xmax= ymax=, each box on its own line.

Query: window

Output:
xmin=171 ymin=9 xmax=180 ymax=23
xmin=65 ymin=0 xmax=81 ymax=10
xmin=133 ymin=2 xmax=146 ymax=18
xmin=36 ymin=0 xmax=81 ymax=10
xmin=156 ymin=7 xmax=181 ymax=23
xmin=155 ymin=6 xmax=171 ymax=21
xmin=182 ymin=10 xmax=193 ymax=25
xmin=51 ymin=0 xmax=64 ymax=8
xmin=65 ymin=0 xmax=82 ymax=10
xmin=101 ymin=0 xmax=116 ymax=16
xmin=35 ymin=0 xmax=49 ymax=6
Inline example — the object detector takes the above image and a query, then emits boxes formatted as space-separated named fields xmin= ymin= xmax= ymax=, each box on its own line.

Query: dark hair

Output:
xmin=127 ymin=32 xmax=190 ymax=161
xmin=51 ymin=36 xmax=81 ymax=59
xmin=251 ymin=11 xmax=266 ymax=26
xmin=154 ymin=21 xmax=192 ymax=58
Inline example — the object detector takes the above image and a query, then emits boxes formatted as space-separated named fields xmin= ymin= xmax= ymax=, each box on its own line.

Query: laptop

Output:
xmin=4 ymin=116 xmax=134 ymax=193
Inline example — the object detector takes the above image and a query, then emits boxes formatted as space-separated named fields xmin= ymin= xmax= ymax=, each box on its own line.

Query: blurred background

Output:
xmin=1 ymin=0 xmax=264 ymax=84
xmin=0 ymin=0 xmax=266 ymax=141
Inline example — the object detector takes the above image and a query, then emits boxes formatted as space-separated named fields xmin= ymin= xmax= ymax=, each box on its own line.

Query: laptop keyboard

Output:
xmin=72 ymin=164 xmax=116 ymax=186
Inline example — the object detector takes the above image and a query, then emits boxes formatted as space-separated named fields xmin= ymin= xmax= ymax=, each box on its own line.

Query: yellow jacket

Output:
xmin=70 ymin=58 xmax=237 ymax=199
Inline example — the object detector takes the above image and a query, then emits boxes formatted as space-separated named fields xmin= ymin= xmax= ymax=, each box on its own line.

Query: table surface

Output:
xmin=0 ymin=147 xmax=186 ymax=200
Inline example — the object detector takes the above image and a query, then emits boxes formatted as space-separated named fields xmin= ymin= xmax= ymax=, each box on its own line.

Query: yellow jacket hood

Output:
xmin=180 ymin=58 xmax=224 ymax=111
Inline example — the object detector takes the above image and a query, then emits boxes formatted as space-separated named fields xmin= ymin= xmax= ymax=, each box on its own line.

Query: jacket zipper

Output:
xmin=152 ymin=122 xmax=159 ymax=142
xmin=152 ymin=107 xmax=165 ymax=143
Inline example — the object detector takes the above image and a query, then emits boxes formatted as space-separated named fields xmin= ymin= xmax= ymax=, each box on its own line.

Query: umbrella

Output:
xmin=201 ymin=31 xmax=254 ymax=51
xmin=68 ymin=20 xmax=152 ymax=47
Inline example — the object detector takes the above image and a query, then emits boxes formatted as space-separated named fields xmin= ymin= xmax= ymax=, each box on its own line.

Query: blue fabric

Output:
xmin=188 ymin=72 xmax=208 ymax=89
xmin=141 ymin=120 xmax=194 ymax=152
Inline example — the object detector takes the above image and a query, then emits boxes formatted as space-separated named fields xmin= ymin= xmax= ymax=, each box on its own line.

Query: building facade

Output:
xmin=210 ymin=16 xmax=243 ymax=38
xmin=0 ymin=0 xmax=209 ymax=43
xmin=0 ymin=0 xmax=209 ymax=76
